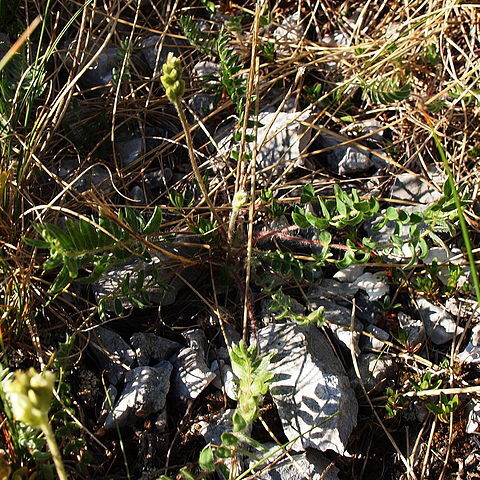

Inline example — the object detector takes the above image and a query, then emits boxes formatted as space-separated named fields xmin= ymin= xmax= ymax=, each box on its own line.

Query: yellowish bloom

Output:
xmin=5 ymin=368 xmax=55 ymax=427
xmin=160 ymin=52 xmax=185 ymax=103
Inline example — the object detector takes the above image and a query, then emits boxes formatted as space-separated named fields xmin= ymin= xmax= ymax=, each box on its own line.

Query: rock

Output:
xmin=258 ymin=322 xmax=358 ymax=454
xmin=457 ymin=325 xmax=480 ymax=364
xmin=89 ymin=327 xmax=135 ymax=385
xmin=211 ymin=359 xmax=238 ymax=400
xmin=466 ymin=400 xmax=480 ymax=434
xmin=354 ymin=272 xmax=389 ymax=301
xmin=397 ymin=312 xmax=425 ymax=347
xmin=192 ymin=60 xmax=220 ymax=80
xmin=104 ymin=363 xmax=172 ymax=429
xmin=189 ymin=92 xmax=217 ymax=116
xmin=116 ymin=137 xmax=144 ymax=167
xmin=139 ymin=35 xmax=186 ymax=72
xmin=172 ymin=340 xmax=216 ymax=399
xmin=307 ymin=298 xmax=362 ymax=353
xmin=57 ymin=158 xmax=110 ymax=193
xmin=422 ymin=247 xmax=469 ymax=286
xmin=416 ymin=298 xmax=464 ymax=345
xmin=199 ymin=409 xmax=235 ymax=446
xmin=249 ymin=445 xmax=339 ymax=480
xmin=183 ymin=329 xmax=208 ymax=352
xmin=273 ymin=12 xmax=304 ymax=57
xmin=390 ymin=173 xmax=441 ymax=204
xmin=79 ymin=46 xmax=118 ymax=87
xmin=130 ymin=332 xmax=181 ymax=366
xmin=354 ymin=290 xmax=382 ymax=325
xmin=93 ymin=243 xmax=199 ymax=312
xmin=333 ymin=264 xmax=364 ymax=283
xmin=129 ymin=185 xmax=146 ymax=204
xmin=217 ymin=110 xmax=312 ymax=185
xmin=356 ymin=353 xmax=396 ymax=391
xmin=361 ymin=325 xmax=389 ymax=352
xmin=154 ymin=410 xmax=168 ymax=433
xmin=320 ymin=133 xmax=372 ymax=175
xmin=308 ymin=279 xmax=359 ymax=308
xmin=144 ymin=168 xmax=172 ymax=189
xmin=98 ymin=385 xmax=118 ymax=423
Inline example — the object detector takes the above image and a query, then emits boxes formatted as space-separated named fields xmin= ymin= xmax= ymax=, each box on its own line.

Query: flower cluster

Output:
xmin=5 ymin=368 xmax=55 ymax=427
xmin=160 ymin=52 xmax=185 ymax=103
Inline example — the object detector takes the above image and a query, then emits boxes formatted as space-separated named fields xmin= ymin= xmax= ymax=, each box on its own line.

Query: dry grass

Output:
xmin=0 ymin=0 xmax=479 ymax=478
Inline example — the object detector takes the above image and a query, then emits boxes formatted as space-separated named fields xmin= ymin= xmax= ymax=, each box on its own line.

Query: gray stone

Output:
xmin=308 ymin=279 xmax=359 ymax=308
xmin=183 ymin=328 xmax=208 ymax=352
xmin=130 ymin=332 xmax=181 ymax=366
xmin=93 ymin=243 xmax=199 ymax=312
xmin=104 ymin=363 xmax=172 ymax=429
xmin=361 ymin=325 xmax=389 ymax=352
xmin=390 ymin=173 xmax=441 ymax=204
xmin=397 ymin=312 xmax=425 ymax=347
xmin=199 ymin=409 xmax=235 ymax=446
xmin=354 ymin=272 xmax=389 ymax=301
xmin=307 ymin=298 xmax=361 ymax=353
xmin=57 ymin=159 xmax=110 ymax=193
xmin=273 ymin=12 xmax=305 ymax=57
xmin=422 ymin=247 xmax=469 ymax=286
xmin=80 ymin=46 xmax=118 ymax=87
xmin=211 ymin=359 xmax=238 ymax=400
xmin=139 ymin=35 xmax=186 ymax=72
xmin=249 ymin=445 xmax=339 ymax=480
xmin=457 ymin=325 xmax=480 ymax=364
xmin=129 ymin=185 xmax=146 ymax=204
xmin=189 ymin=92 xmax=217 ymax=116
xmin=466 ymin=400 xmax=480 ymax=433
xmin=172 ymin=344 xmax=216 ymax=399
xmin=192 ymin=60 xmax=220 ymax=80
xmin=89 ymin=327 xmax=135 ymax=385
xmin=217 ymin=110 xmax=312 ymax=185
xmin=333 ymin=264 xmax=364 ymax=283
xmin=320 ymin=133 xmax=372 ymax=175
xmin=154 ymin=410 xmax=168 ymax=433
xmin=116 ymin=137 xmax=143 ymax=167
xmin=356 ymin=353 xmax=396 ymax=391
xmin=258 ymin=323 xmax=358 ymax=454
xmin=416 ymin=297 xmax=464 ymax=345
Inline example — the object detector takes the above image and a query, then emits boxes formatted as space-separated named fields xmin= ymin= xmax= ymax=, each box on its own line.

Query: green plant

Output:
xmin=385 ymin=387 xmax=409 ymax=418
xmin=24 ymin=206 xmax=163 ymax=294
xmin=4 ymin=368 xmax=68 ymax=480
xmin=410 ymin=372 xmax=442 ymax=392
xmin=162 ymin=340 xmax=275 ymax=480
xmin=426 ymin=393 xmax=459 ymax=423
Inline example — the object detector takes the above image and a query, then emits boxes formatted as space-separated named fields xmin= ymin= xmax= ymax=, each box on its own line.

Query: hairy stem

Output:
xmin=41 ymin=419 xmax=68 ymax=480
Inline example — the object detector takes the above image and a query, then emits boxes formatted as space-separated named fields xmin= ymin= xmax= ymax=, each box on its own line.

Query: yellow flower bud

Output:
xmin=232 ymin=190 xmax=248 ymax=212
xmin=5 ymin=368 xmax=55 ymax=427
xmin=160 ymin=52 xmax=185 ymax=103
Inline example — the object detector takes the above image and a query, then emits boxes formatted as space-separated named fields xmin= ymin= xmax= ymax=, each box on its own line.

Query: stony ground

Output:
xmin=1 ymin=1 xmax=480 ymax=480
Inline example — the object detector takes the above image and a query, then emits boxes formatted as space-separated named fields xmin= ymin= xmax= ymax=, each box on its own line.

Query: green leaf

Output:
xmin=143 ymin=207 xmax=163 ymax=235
xmin=300 ymin=184 xmax=315 ymax=204
xmin=305 ymin=211 xmax=329 ymax=230
xmin=180 ymin=468 xmax=195 ymax=480
xmin=385 ymin=206 xmax=399 ymax=221
xmin=49 ymin=266 xmax=72 ymax=294
xmin=292 ymin=207 xmax=310 ymax=228
xmin=221 ymin=432 xmax=238 ymax=446
xmin=199 ymin=445 xmax=215 ymax=472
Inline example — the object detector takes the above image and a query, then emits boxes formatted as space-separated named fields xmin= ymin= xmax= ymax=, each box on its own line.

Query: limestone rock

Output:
xmin=258 ymin=323 xmax=358 ymax=454
xmin=104 ymin=363 xmax=172 ymax=429
xmin=130 ymin=332 xmax=181 ymax=366
xmin=416 ymin=297 xmax=464 ymax=345
xmin=89 ymin=327 xmax=135 ymax=385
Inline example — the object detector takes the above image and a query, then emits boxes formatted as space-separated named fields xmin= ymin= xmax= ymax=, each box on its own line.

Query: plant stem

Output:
xmin=431 ymin=129 xmax=480 ymax=308
xmin=41 ymin=419 xmax=68 ymax=480
xmin=173 ymin=100 xmax=222 ymax=231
